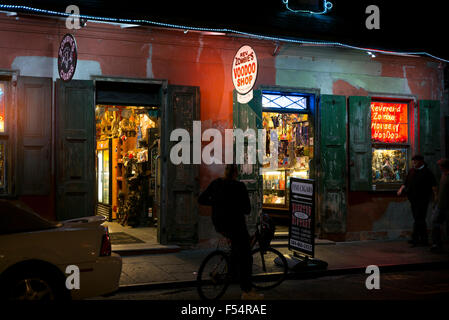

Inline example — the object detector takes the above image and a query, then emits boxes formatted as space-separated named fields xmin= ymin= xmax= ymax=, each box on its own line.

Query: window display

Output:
xmin=0 ymin=143 xmax=4 ymax=188
xmin=372 ymin=148 xmax=407 ymax=188
xmin=97 ymin=140 xmax=110 ymax=205
xmin=0 ymin=83 xmax=5 ymax=133
xmin=262 ymin=111 xmax=313 ymax=208
xmin=370 ymin=101 xmax=410 ymax=190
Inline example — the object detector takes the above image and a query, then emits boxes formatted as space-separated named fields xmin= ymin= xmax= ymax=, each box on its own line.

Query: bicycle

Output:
xmin=196 ymin=217 xmax=288 ymax=300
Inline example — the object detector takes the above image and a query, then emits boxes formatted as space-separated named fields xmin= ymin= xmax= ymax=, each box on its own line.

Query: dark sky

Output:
xmin=2 ymin=0 xmax=448 ymax=61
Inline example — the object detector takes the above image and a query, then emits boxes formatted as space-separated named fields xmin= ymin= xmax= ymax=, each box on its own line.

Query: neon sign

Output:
xmin=371 ymin=102 xmax=408 ymax=143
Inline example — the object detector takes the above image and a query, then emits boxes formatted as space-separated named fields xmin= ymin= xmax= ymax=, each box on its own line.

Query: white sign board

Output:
xmin=232 ymin=45 xmax=258 ymax=96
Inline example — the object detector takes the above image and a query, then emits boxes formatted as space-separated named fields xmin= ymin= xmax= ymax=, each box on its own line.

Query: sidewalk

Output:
xmin=116 ymin=240 xmax=449 ymax=292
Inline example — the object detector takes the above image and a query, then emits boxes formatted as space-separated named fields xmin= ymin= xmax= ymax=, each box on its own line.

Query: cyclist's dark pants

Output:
xmin=227 ymin=228 xmax=252 ymax=292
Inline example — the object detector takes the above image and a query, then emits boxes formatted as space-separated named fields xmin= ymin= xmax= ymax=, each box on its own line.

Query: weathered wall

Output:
xmin=0 ymin=13 xmax=445 ymax=242
xmin=273 ymin=44 xmax=445 ymax=241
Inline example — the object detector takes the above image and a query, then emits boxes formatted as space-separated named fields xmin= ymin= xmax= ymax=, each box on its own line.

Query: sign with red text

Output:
xmin=371 ymin=102 xmax=408 ymax=143
xmin=232 ymin=45 xmax=258 ymax=95
xmin=289 ymin=178 xmax=315 ymax=258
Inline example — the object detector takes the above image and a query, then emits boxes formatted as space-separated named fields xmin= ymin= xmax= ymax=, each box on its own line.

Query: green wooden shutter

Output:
xmin=320 ymin=95 xmax=347 ymax=234
xmin=56 ymin=79 xmax=95 ymax=221
xmin=349 ymin=96 xmax=372 ymax=191
xmin=419 ymin=100 xmax=441 ymax=179
xmin=233 ymin=90 xmax=262 ymax=228
xmin=164 ymin=85 xmax=200 ymax=245
xmin=18 ymin=76 xmax=52 ymax=196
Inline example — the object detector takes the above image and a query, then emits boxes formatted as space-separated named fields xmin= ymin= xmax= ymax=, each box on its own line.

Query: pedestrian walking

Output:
xmin=397 ymin=154 xmax=437 ymax=247
xmin=430 ymin=158 xmax=449 ymax=253
xmin=198 ymin=164 xmax=263 ymax=300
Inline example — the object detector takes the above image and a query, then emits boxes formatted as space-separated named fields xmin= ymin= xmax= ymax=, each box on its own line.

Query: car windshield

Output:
xmin=0 ymin=200 xmax=59 ymax=235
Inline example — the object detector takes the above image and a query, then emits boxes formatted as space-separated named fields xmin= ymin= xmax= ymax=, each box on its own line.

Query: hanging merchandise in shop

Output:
xmin=58 ymin=33 xmax=78 ymax=82
xmin=262 ymin=109 xmax=313 ymax=209
xmin=95 ymin=105 xmax=159 ymax=227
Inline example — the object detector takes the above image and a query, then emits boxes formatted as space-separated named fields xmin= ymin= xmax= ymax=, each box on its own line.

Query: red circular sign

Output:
xmin=58 ymin=34 xmax=78 ymax=82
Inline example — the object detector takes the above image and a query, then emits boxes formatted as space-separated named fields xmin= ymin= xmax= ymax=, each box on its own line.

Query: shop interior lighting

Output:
xmin=0 ymin=4 xmax=447 ymax=63
xmin=282 ymin=0 xmax=333 ymax=15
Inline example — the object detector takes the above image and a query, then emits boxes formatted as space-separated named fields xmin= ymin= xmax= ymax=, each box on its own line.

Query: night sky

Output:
xmin=2 ymin=0 xmax=448 ymax=61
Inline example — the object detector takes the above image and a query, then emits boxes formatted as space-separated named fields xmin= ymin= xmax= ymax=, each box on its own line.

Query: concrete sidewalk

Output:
xmin=117 ymin=240 xmax=449 ymax=292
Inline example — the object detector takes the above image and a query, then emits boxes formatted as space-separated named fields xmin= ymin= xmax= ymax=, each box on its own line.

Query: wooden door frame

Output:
xmin=0 ymin=70 xmax=19 ymax=197
xmin=259 ymin=85 xmax=322 ymax=234
xmin=91 ymin=75 xmax=168 ymax=242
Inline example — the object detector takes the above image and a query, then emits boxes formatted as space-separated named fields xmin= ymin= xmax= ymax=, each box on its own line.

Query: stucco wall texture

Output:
xmin=0 ymin=14 xmax=445 ymax=241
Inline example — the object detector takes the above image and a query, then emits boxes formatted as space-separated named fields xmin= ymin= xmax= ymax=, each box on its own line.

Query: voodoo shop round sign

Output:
xmin=232 ymin=45 xmax=258 ymax=95
xmin=58 ymin=33 xmax=78 ymax=82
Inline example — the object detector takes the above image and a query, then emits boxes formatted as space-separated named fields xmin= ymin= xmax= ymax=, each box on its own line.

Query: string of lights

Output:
xmin=0 ymin=4 xmax=447 ymax=63
xmin=282 ymin=0 xmax=333 ymax=15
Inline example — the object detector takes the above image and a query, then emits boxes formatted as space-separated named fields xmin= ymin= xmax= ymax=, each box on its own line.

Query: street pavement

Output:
xmin=96 ymin=269 xmax=449 ymax=300
xmin=116 ymin=240 xmax=449 ymax=292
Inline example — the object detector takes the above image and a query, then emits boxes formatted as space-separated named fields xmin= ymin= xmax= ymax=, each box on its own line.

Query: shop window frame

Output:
xmin=370 ymin=97 xmax=415 ymax=191
xmin=262 ymin=90 xmax=313 ymax=114
xmin=0 ymin=79 xmax=9 ymax=194
xmin=0 ymin=71 xmax=18 ymax=196
xmin=260 ymin=87 xmax=319 ymax=211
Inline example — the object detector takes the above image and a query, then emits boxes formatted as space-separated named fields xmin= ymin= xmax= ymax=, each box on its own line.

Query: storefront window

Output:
xmin=0 ymin=83 xmax=5 ymax=133
xmin=261 ymin=92 xmax=313 ymax=209
xmin=97 ymin=141 xmax=110 ymax=205
xmin=0 ymin=142 xmax=5 ymax=188
xmin=371 ymin=101 xmax=409 ymax=190
xmin=372 ymin=148 xmax=407 ymax=184
xmin=0 ymin=83 xmax=6 ymax=191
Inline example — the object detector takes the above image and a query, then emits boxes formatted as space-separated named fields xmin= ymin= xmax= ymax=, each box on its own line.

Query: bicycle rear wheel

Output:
xmin=197 ymin=250 xmax=231 ymax=300
xmin=251 ymin=247 xmax=288 ymax=290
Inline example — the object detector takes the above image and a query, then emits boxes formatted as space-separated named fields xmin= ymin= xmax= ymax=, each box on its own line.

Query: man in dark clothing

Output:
xmin=398 ymin=154 xmax=437 ymax=246
xmin=198 ymin=164 xmax=262 ymax=300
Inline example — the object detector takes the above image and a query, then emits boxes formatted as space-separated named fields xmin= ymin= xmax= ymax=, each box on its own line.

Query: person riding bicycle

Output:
xmin=198 ymin=164 xmax=263 ymax=300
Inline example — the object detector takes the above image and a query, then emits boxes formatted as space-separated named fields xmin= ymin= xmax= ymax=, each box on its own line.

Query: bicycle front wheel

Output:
xmin=197 ymin=250 xmax=231 ymax=300
xmin=251 ymin=247 xmax=288 ymax=290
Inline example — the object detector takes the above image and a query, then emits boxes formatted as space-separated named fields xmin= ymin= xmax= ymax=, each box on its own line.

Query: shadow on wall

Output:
xmin=371 ymin=201 xmax=435 ymax=239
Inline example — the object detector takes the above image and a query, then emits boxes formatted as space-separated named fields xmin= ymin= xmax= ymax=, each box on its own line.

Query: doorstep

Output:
xmin=112 ymin=243 xmax=181 ymax=256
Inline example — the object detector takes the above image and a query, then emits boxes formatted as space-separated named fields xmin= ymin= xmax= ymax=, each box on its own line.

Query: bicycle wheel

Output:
xmin=197 ymin=250 xmax=231 ymax=300
xmin=251 ymin=247 xmax=288 ymax=290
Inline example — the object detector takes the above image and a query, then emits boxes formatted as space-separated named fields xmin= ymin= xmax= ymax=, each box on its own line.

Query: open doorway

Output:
xmin=95 ymin=104 xmax=160 ymax=229
xmin=93 ymin=79 xmax=164 ymax=245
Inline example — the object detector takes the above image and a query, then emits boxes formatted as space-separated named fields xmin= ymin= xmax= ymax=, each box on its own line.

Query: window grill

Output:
xmin=262 ymin=92 xmax=308 ymax=111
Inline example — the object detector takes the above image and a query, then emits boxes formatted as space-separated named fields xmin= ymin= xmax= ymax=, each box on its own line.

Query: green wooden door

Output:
xmin=55 ymin=80 xmax=95 ymax=221
xmin=163 ymin=85 xmax=200 ymax=245
xmin=349 ymin=96 xmax=372 ymax=191
xmin=233 ymin=90 xmax=263 ymax=229
xmin=17 ymin=76 xmax=52 ymax=196
xmin=419 ymin=100 xmax=441 ymax=179
xmin=320 ymin=95 xmax=347 ymax=234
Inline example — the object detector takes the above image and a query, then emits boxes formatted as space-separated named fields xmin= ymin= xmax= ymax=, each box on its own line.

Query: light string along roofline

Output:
xmin=0 ymin=4 xmax=448 ymax=63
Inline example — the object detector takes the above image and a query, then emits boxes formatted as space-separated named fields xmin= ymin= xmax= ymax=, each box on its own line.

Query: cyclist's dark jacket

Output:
xmin=198 ymin=178 xmax=251 ymax=235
